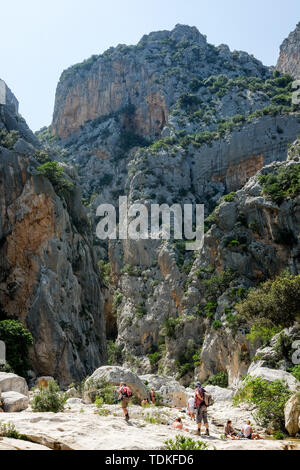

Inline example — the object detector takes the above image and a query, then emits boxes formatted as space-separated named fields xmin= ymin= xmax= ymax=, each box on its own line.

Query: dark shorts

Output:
xmin=196 ymin=407 xmax=208 ymax=424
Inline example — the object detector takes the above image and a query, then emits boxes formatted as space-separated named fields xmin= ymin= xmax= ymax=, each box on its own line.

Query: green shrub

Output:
xmin=288 ymin=365 xmax=300 ymax=381
xmin=204 ymin=371 xmax=228 ymax=388
xmin=259 ymin=164 xmax=300 ymax=205
xmin=247 ymin=324 xmax=282 ymax=345
xmin=234 ymin=376 xmax=292 ymax=431
xmin=212 ymin=320 xmax=222 ymax=330
xmin=0 ymin=422 xmax=29 ymax=441
xmin=37 ymin=161 xmax=74 ymax=194
xmin=31 ymin=380 xmax=66 ymax=413
xmin=107 ymin=340 xmax=123 ymax=365
xmin=204 ymin=269 xmax=236 ymax=302
xmin=0 ymin=320 xmax=33 ymax=377
xmin=236 ymin=273 xmax=300 ymax=329
xmin=222 ymin=192 xmax=236 ymax=203
xmin=164 ymin=435 xmax=212 ymax=450
xmin=0 ymin=129 xmax=19 ymax=149
xmin=98 ymin=260 xmax=111 ymax=285
xmin=162 ymin=317 xmax=180 ymax=338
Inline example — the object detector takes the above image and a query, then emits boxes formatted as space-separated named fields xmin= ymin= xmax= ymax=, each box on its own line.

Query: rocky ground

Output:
xmin=0 ymin=400 xmax=299 ymax=451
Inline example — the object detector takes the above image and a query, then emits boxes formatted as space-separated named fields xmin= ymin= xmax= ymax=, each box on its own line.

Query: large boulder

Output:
xmin=204 ymin=385 xmax=234 ymax=402
xmin=84 ymin=366 xmax=148 ymax=402
xmin=0 ymin=373 xmax=28 ymax=396
xmin=285 ymin=394 xmax=300 ymax=436
xmin=248 ymin=364 xmax=300 ymax=392
xmin=1 ymin=391 xmax=29 ymax=412
xmin=248 ymin=366 xmax=300 ymax=392
xmin=140 ymin=374 xmax=191 ymax=407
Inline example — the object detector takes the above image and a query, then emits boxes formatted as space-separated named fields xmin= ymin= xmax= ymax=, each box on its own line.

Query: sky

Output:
xmin=0 ymin=0 xmax=299 ymax=131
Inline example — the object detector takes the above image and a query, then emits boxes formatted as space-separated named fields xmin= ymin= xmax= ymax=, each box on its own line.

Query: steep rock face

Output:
xmin=0 ymin=104 xmax=106 ymax=385
xmin=107 ymin=152 xmax=300 ymax=385
xmin=277 ymin=23 xmax=300 ymax=78
xmin=52 ymin=24 xmax=269 ymax=139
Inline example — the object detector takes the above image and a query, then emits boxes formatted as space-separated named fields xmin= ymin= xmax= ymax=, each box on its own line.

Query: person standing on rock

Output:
xmin=187 ymin=396 xmax=196 ymax=421
xmin=195 ymin=382 xmax=210 ymax=437
xmin=117 ymin=382 xmax=132 ymax=422
xmin=151 ymin=389 xmax=156 ymax=405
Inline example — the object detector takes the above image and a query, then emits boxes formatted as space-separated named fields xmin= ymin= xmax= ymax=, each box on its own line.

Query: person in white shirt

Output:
xmin=187 ymin=396 xmax=196 ymax=420
xmin=241 ymin=420 xmax=262 ymax=440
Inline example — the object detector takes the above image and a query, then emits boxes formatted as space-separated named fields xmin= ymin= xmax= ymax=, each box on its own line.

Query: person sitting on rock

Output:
xmin=141 ymin=398 xmax=149 ymax=407
xmin=117 ymin=382 xmax=132 ymax=422
xmin=225 ymin=420 xmax=239 ymax=440
xmin=240 ymin=420 xmax=262 ymax=440
xmin=172 ymin=417 xmax=183 ymax=430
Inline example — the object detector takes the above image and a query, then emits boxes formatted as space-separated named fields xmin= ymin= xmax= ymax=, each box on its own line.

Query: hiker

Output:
xmin=151 ymin=389 xmax=156 ymax=405
xmin=187 ymin=396 xmax=196 ymax=420
xmin=195 ymin=382 xmax=210 ymax=436
xmin=225 ymin=420 xmax=239 ymax=440
xmin=240 ymin=420 xmax=262 ymax=440
xmin=141 ymin=398 xmax=149 ymax=407
xmin=172 ymin=417 xmax=183 ymax=430
xmin=117 ymin=382 xmax=132 ymax=422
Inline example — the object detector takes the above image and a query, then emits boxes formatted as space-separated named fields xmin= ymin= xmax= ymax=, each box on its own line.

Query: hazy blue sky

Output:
xmin=1 ymin=0 xmax=299 ymax=130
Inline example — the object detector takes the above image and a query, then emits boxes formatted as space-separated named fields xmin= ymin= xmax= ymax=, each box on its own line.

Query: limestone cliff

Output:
xmin=277 ymin=23 xmax=300 ymax=78
xmin=52 ymin=24 xmax=269 ymax=139
xmin=43 ymin=25 xmax=300 ymax=387
xmin=0 ymin=102 xmax=106 ymax=385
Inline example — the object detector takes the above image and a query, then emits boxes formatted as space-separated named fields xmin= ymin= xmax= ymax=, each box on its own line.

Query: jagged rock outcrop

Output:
xmin=52 ymin=24 xmax=269 ymax=139
xmin=277 ymin=23 xmax=300 ymax=78
xmin=0 ymin=100 xmax=106 ymax=385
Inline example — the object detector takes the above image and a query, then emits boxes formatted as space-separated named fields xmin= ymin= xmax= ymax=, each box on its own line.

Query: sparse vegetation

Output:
xmin=164 ymin=435 xmax=213 ymax=450
xmin=0 ymin=320 xmax=33 ymax=378
xmin=259 ymin=164 xmax=300 ymax=205
xmin=234 ymin=376 xmax=292 ymax=432
xmin=31 ymin=380 xmax=66 ymax=413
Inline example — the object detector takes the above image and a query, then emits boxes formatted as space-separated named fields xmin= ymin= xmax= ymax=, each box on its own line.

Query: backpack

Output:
xmin=120 ymin=386 xmax=133 ymax=399
xmin=203 ymin=391 xmax=214 ymax=407
xmin=195 ymin=387 xmax=214 ymax=408
xmin=194 ymin=387 xmax=204 ymax=409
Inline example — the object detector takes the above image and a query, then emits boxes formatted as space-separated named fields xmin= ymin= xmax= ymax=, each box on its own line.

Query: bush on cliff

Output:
xmin=31 ymin=380 xmax=66 ymax=413
xmin=0 ymin=320 xmax=33 ymax=377
xmin=236 ymin=273 xmax=300 ymax=331
xmin=0 ymin=129 xmax=19 ymax=150
xmin=37 ymin=161 xmax=74 ymax=194
xmin=259 ymin=164 xmax=300 ymax=205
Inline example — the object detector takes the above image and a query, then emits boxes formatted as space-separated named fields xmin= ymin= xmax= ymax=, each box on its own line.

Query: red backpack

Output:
xmin=121 ymin=386 xmax=132 ymax=398
xmin=195 ymin=387 xmax=204 ymax=409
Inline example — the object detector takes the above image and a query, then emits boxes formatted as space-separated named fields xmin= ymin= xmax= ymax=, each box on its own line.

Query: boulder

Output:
xmin=1 ymin=391 xmax=29 ymax=412
xmin=140 ymin=374 xmax=190 ymax=407
xmin=0 ymin=373 xmax=28 ymax=396
xmin=66 ymin=398 xmax=83 ymax=405
xmin=248 ymin=366 xmax=299 ymax=392
xmin=84 ymin=366 xmax=148 ymax=402
xmin=204 ymin=385 xmax=234 ymax=402
xmin=285 ymin=394 xmax=300 ymax=436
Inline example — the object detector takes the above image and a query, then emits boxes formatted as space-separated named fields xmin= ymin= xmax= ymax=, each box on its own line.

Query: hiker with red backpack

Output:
xmin=194 ymin=382 xmax=212 ymax=437
xmin=117 ymin=382 xmax=132 ymax=422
